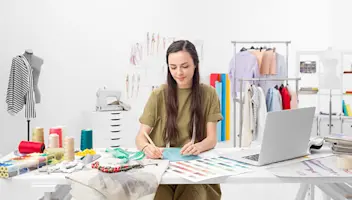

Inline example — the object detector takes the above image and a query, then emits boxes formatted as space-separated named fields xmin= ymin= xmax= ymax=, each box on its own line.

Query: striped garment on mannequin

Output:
xmin=6 ymin=55 xmax=36 ymax=119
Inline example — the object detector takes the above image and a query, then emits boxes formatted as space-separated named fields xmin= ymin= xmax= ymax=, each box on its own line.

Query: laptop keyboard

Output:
xmin=243 ymin=154 xmax=260 ymax=161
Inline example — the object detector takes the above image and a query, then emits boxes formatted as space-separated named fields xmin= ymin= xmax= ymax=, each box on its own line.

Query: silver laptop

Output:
xmin=233 ymin=107 xmax=316 ymax=166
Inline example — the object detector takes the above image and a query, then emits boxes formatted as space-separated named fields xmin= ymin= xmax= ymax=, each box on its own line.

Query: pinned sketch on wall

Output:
xmin=151 ymin=33 xmax=155 ymax=55
xmin=126 ymin=34 xmax=205 ymax=93
xmin=125 ymin=74 xmax=129 ymax=98
xmin=146 ymin=32 xmax=150 ymax=56
xmin=129 ymin=43 xmax=143 ymax=66
xmin=125 ymin=72 xmax=141 ymax=99
xmin=137 ymin=73 xmax=140 ymax=97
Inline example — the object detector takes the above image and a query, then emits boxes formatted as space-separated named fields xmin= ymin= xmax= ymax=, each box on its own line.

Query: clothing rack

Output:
xmin=27 ymin=119 xmax=30 ymax=141
xmin=231 ymin=40 xmax=301 ymax=147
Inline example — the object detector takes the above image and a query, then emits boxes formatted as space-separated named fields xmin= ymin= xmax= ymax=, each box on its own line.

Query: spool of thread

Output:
xmin=49 ymin=134 xmax=60 ymax=148
xmin=18 ymin=141 xmax=45 ymax=154
xmin=49 ymin=127 xmax=63 ymax=147
xmin=57 ymin=125 xmax=66 ymax=142
xmin=336 ymin=155 xmax=352 ymax=170
xmin=80 ymin=129 xmax=93 ymax=151
xmin=44 ymin=148 xmax=65 ymax=161
xmin=64 ymin=136 xmax=75 ymax=161
xmin=32 ymin=127 xmax=44 ymax=143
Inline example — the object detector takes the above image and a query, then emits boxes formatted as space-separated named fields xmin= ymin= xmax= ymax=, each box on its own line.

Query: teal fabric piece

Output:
xmin=105 ymin=148 xmax=145 ymax=163
xmin=162 ymin=148 xmax=200 ymax=162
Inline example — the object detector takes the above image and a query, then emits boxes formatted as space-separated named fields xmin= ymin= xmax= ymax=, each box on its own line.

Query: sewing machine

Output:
xmin=96 ymin=88 xmax=130 ymax=111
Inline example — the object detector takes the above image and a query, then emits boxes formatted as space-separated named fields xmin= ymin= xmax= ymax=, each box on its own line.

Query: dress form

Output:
xmin=319 ymin=47 xmax=341 ymax=135
xmin=23 ymin=49 xmax=44 ymax=103
xmin=319 ymin=47 xmax=341 ymax=90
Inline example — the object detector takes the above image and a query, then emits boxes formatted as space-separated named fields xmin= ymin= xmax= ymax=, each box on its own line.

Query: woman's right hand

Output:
xmin=143 ymin=144 xmax=163 ymax=159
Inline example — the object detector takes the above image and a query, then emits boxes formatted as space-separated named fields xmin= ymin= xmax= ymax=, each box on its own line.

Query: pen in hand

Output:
xmin=143 ymin=131 xmax=163 ymax=159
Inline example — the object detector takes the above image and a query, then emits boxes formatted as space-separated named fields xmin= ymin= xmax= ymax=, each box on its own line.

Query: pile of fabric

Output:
xmin=65 ymin=149 xmax=169 ymax=200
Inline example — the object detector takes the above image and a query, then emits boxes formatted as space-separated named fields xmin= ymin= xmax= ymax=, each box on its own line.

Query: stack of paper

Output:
xmin=325 ymin=134 xmax=352 ymax=155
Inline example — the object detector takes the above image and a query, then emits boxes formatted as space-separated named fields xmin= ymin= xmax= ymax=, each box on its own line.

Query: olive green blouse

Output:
xmin=139 ymin=83 xmax=223 ymax=147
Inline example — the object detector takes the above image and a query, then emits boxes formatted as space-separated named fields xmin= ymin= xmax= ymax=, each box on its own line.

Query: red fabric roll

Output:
xmin=18 ymin=141 xmax=45 ymax=154
xmin=49 ymin=127 xmax=63 ymax=147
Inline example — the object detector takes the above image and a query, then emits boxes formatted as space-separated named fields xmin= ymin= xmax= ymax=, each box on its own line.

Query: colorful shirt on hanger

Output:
xmin=249 ymin=50 xmax=264 ymax=69
xmin=228 ymin=51 xmax=260 ymax=98
xmin=287 ymin=85 xmax=298 ymax=109
xmin=266 ymin=87 xmax=282 ymax=112
xmin=279 ymin=86 xmax=291 ymax=110
xmin=260 ymin=49 xmax=276 ymax=75
xmin=259 ymin=53 xmax=287 ymax=95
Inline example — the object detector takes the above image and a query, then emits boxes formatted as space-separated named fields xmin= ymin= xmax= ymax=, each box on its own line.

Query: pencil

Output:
xmin=143 ymin=131 xmax=163 ymax=158
xmin=143 ymin=131 xmax=156 ymax=147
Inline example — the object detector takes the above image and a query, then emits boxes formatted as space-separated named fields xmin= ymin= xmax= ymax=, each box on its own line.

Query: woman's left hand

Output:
xmin=180 ymin=142 xmax=201 ymax=155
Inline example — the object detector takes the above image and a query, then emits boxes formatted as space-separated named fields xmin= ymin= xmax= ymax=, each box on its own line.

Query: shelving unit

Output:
xmin=296 ymin=49 xmax=352 ymax=136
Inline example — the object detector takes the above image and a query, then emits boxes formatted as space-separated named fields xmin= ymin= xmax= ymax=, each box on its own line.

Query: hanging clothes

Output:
xmin=287 ymin=85 xmax=298 ymax=109
xmin=250 ymin=85 xmax=260 ymax=138
xmin=242 ymin=82 xmax=253 ymax=147
xmin=249 ymin=49 xmax=264 ymax=70
xmin=259 ymin=52 xmax=288 ymax=95
xmin=266 ymin=87 xmax=282 ymax=112
xmin=256 ymin=87 xmax=267 ymax=142
xmin=228 ymin=51 xmax=260 ymax=98
xmin=279 ymin=85 xmax=291 ymax=110
xmin=242 ymin=84 xmax=267 ymax=145
xmin=6 ymin=55 xmax=36 ymax=119
xmin=260 ymin=49 xmax=277 ymax=75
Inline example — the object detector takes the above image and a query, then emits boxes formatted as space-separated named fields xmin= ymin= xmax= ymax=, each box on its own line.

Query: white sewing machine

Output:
xmin=96 ymin=88 xmax=131 ymax=111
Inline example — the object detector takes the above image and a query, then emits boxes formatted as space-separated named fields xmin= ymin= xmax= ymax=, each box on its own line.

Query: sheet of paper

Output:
xmin=268 ymin=155 xmax=352 ymax=177
xmin=166 ymin=157 xmax=253 ymax=182
xmin=162 ymin=148 xmax=200 ymax=162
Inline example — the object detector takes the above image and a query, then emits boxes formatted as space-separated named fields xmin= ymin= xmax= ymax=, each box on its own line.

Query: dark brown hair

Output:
xmin=164 ymin=40 xmax=205 ymax=145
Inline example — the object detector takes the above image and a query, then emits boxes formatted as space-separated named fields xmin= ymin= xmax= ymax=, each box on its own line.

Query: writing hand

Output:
xmin=143 ymin=144 xmax=163 ymax=159
xmin=180 ymin=141 xmax=201 ymax=155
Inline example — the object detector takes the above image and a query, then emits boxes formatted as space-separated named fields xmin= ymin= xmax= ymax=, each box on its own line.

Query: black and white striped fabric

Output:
xmin=6 ymin=55 xmax=36 ymax=119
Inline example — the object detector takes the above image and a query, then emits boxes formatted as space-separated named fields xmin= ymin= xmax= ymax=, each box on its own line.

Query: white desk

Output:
xmin=1 ymin=148 xmax=351 ymax=200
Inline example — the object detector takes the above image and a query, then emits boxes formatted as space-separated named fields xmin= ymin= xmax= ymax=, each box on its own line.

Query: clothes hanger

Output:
xmin=240 ymin=47 xmax=247 ymax=52
xmin=250 ymin=46 xmax=255 ymax=50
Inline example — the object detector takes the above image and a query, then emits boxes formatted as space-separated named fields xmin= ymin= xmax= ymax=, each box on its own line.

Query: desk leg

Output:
xmin=309 ymin=184 xmax=315 ymax=200
xmin=44 ymin=192 xmax=51 ymax=200
xmin=295 ymin=184 xmax=309 ymax=200
xmin=322 ymin=193 xmax=331 ymax=200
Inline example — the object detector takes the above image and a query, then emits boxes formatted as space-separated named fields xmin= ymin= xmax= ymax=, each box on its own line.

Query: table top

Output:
xmin=1 ymin=147 xmax=350 ymax=186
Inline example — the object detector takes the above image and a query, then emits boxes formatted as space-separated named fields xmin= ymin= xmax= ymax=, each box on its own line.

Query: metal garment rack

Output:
xmin=231 ymin=40 xmax=301 ymax=147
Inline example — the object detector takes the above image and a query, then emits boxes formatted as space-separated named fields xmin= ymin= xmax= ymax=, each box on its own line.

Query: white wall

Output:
xmin=0 ymin=0 xmax=336 ymax=199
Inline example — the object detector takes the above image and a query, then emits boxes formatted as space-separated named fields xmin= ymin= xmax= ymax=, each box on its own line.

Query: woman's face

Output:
xmin=168 ymin=50 xmax=195 ymax=88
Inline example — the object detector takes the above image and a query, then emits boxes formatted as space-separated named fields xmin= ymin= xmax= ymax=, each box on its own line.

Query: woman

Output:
xmin=135 ymin=40 xmax=222 ymax=200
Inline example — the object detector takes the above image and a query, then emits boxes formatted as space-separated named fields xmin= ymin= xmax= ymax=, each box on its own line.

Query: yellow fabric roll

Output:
xmin=226 ymin=74 xmax=230 ymax=141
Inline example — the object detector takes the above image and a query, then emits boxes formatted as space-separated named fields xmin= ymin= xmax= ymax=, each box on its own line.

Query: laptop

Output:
xmin=231 ymin=107 xmax=316 ymax=166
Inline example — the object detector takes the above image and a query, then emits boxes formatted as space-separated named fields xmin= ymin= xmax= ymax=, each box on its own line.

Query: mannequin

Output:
xmin=319 ymin=47 xmax=342 ymax=135
xmin=319 ymin=47 xmax=341 ymax=90
xmin=23 ymin=49 xmax=44 ymax=103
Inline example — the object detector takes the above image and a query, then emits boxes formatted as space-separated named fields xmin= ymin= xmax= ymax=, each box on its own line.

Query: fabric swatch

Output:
xmin=162 ymin=148 xmax=200 ymax=162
